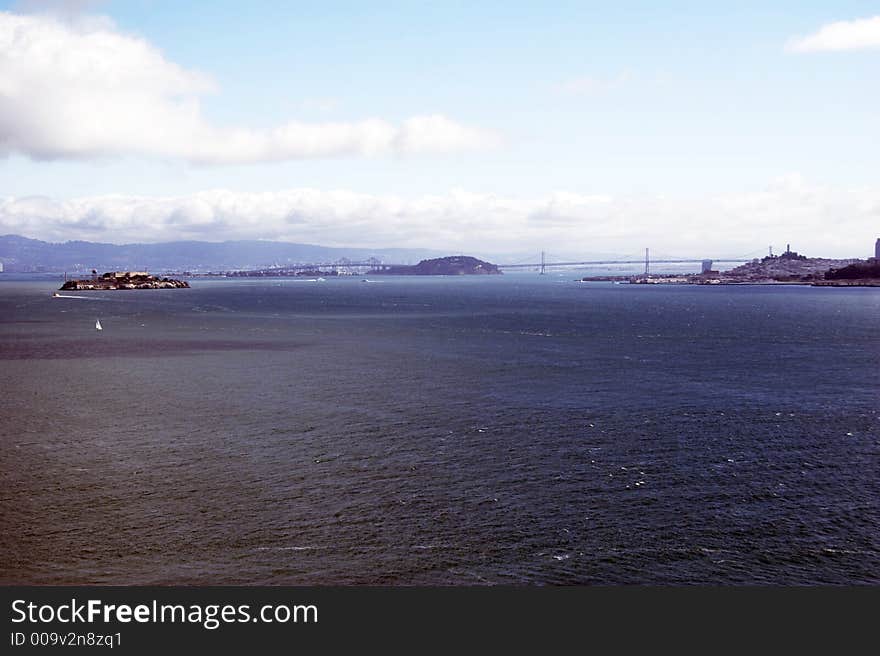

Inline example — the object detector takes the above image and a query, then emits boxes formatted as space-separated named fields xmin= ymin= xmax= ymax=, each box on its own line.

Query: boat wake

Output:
xmin=52 ymin=293 xmax=106 ymax=300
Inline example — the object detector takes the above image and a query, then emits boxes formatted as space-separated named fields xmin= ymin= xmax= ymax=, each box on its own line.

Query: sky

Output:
xmin=1 ymin=0 xmax=878 ymax=258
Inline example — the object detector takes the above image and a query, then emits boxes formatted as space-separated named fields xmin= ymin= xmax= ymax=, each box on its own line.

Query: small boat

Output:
xmin=95 ymin=319 xmax=102 ymax=331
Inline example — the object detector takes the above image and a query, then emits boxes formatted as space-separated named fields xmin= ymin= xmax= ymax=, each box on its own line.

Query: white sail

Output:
xmin=95 ymin=319 xmax=102 ymax=331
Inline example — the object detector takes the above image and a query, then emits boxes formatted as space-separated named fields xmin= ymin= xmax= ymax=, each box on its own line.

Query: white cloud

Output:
xmin=786 ymin=15 xmax=880 ymax=52
xmin=14 ymin=0 xmax=106 ymax=19
xmin=2 ymin=178 xmax=877 ymax=259
xmin=0 ymin=11 xmax=498 ymax=164
xmin=394 ymin=115 xmax=501 ymax=154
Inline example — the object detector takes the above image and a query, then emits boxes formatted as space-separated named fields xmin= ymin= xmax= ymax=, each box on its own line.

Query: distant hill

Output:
xmin=371 ymin=256 xmax=501 ymax=275
xmin=825 ymin=260 xmax=880 ymax=280
xmin=723 ymin=252 xmax=861 ymax=282
xmin=0 ymin=235 xmax=445 ymax=273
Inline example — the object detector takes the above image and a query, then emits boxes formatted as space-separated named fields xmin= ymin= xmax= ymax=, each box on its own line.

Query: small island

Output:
xmin=59 ymin=271 xmax=190 ymax=290
xmin=368 ymin=256 xmax=501 ymax=276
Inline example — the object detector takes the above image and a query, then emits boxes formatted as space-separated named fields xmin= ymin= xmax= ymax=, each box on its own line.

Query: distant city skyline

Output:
xmin=1 ymin=1 xmax=878 ymax=257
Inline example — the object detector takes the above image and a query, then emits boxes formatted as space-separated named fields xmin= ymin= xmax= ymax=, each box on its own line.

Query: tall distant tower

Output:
xmin=875 ymin=238 xmax=880 ymax=261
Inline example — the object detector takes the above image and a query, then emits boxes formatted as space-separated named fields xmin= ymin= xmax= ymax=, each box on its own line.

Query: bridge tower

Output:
xmin=540 ymin=251 xmax=546 ymax=275
xmin=644 ymin=248 xmax=649 ymax=276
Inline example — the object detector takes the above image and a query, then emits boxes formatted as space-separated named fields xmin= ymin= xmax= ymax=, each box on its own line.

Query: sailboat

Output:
xmin=95 ymin=319 xmax=103 ymax=331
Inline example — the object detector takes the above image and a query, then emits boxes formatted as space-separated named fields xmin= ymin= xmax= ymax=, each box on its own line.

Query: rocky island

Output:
xmin=59 ymin=271 xmax=190 ymax=290
xmin=369 ymin=256 xmax=501 ymax=275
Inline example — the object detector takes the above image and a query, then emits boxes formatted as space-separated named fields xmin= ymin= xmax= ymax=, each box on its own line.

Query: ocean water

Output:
xmin=0 ymin=273 xmax=878 ymax=584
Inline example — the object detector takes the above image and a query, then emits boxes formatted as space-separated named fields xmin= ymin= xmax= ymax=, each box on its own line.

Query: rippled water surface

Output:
xmin=1 ymin=275 xmax=878 ymax=584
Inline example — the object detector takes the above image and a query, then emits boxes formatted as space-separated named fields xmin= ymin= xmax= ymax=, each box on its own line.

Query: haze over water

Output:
xmin=1 ymin=274 xmax=878 ymax=584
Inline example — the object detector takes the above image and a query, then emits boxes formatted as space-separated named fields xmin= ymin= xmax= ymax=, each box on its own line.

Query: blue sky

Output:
xmin=0 ymin=1 xmax=878 ymax=257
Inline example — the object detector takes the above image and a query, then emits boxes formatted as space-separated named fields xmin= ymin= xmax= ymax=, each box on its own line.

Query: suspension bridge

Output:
xmin=223 ymin=247 xmax=766 ymax=276
xmin=498 ymin=249 xmax=755 ymax=274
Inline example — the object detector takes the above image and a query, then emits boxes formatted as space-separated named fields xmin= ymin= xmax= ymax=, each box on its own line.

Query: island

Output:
xmin=368 ymin=256 xmax=501 ymax=275
xmin=59 ymin=271 xmax=190 ymax=290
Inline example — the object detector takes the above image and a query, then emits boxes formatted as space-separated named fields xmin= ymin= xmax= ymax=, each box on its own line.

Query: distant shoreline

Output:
xmin=580 ymin=278 xmax=880 ymax=287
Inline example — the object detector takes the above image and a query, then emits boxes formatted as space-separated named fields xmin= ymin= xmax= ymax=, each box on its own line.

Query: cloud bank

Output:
xmin=2 ymin=177 xmax=877 ymax=258
xmin=786 ymin=15 xmax=880 ymax=52
xmin=0 ymin=11 xmax=498 ymax=163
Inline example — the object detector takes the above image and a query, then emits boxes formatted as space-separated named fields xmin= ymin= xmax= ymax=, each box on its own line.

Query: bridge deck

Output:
xmin=224 ymin=257 xmax=750 ymax=275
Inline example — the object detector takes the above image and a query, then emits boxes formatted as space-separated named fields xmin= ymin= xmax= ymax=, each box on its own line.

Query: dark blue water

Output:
xmin=1 ymin=274 xmax=878 ymax=584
